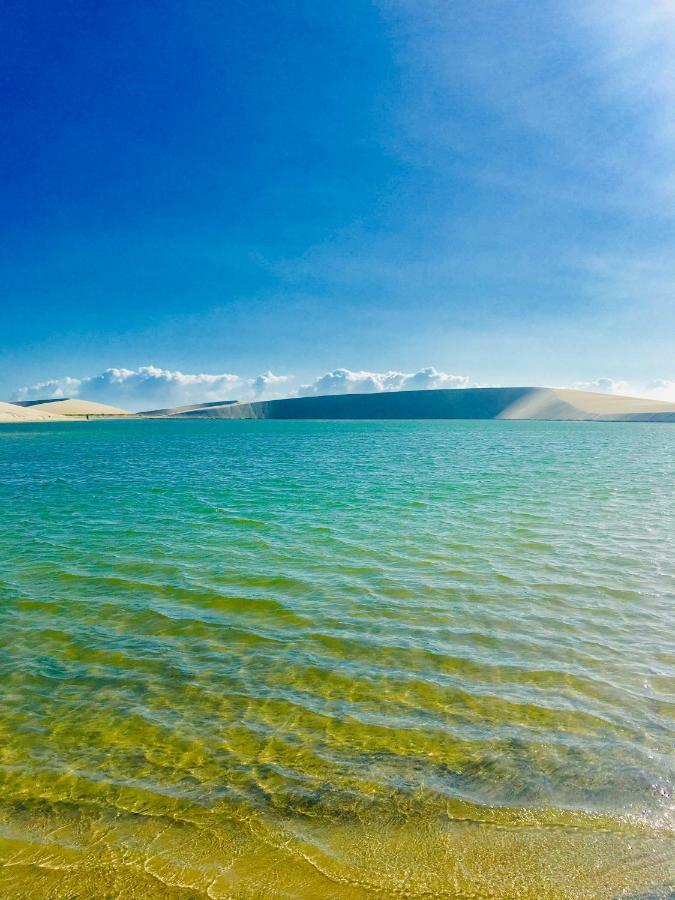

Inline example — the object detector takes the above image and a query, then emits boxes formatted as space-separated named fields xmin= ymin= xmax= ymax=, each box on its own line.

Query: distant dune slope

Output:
xmin=25 ymin=399 xmax=132 ymax=417
xmin=139 ymin=400 xmax=238 ymax=417
xmin=160 ymin=387 xmax=675 ymax=422
xmin=499 ymin=388 xmax=675 ymax=421
xmin=0 ymin=401 xmax=67 ymax=422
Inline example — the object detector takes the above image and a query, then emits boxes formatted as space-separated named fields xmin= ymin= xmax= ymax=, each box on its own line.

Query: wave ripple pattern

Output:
xmin=0 ymin=420 xmax=673 ymax=898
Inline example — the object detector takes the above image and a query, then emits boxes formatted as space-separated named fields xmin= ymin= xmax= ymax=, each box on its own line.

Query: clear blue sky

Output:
xmin=2 ymin=0 xmax=674 ymax=406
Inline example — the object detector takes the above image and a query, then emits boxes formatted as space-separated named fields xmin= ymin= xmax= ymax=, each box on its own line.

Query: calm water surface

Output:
xmin=0 ymin=420 xmax=673 ymax=898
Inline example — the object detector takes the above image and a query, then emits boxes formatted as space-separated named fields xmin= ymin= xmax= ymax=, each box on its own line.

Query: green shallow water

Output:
xmin=0 ymin=419 xmax=673 ymax=898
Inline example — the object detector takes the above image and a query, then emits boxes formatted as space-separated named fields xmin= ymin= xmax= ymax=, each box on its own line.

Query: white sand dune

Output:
xmin=153 ymin=387 xmax=675 ymax=422
xmin=25 ymin=399 xmax=132 ymax=417
xmin=0 ymin=401 xmax=68 ymax=422
xmin=139 ymin=400 xmax=238 ymax=417
xmin=6 ymin=388 xmax=675 ymax=423
xmin=497 ymin=388 xmax=675 ymax=420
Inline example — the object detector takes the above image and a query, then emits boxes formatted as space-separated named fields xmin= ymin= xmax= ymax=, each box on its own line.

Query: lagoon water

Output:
xmin=0 ymin=420 xmax=673 ymax=898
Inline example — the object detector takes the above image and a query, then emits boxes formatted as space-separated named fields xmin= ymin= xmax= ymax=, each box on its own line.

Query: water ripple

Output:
xmin=0 ymin=419 xmax=673 ymax=897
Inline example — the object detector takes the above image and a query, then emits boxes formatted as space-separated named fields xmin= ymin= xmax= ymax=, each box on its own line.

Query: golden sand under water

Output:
xmin=0 ymin=799 xmax=671 ymax=897
xmin=0 ymin=420 xmax=672 ymax=898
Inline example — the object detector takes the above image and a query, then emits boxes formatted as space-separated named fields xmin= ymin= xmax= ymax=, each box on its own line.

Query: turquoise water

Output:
xmin=0 ymin=420 xmax=673 ymax=898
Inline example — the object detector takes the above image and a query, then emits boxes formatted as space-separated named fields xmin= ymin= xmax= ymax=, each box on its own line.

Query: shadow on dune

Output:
xmin=157 ymin=387 xmax=675 ymax=422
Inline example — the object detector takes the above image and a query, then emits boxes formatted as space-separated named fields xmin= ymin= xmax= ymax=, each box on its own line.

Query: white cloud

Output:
xmin=12 ymin=376 xmax=82 ymax=402
xmin=573 ymin=378 xmax=629 ymax=395
xmin=12 ymin=365 xmax=291 ymax=411
xmin=250 ymin=371 xmax=291 ymax=398
xmin=14 ymin=366 xmax=674 ymax=409
xmin=643 ymin=379 xmax=675 ymax=403
xmin=81 ymin=366 xmax=243 ymax=409
xmin=572 ymin=377 xmax=675 ymax=402
xmin=298 ymin=367 xmax=470 ymax=397
xmin=14 ymin=365 xmax=471 ymax=407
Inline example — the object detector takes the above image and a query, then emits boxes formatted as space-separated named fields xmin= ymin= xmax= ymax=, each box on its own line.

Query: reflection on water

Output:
xmin=0 ymin=420 xmax=673 ymax=897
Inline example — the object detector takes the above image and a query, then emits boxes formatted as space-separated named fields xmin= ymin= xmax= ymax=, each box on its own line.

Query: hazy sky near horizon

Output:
xmin=2 ymin=0 xmax=674 ymax=405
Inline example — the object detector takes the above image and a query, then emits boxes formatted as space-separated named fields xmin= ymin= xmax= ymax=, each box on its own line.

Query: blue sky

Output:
xmin=2 ymin=0 xmax=674 ymax=408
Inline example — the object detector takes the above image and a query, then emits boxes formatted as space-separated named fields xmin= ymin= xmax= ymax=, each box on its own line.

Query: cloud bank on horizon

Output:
xmin=11 ymin=366 xmax=471 ymax=409
xmin=297 ymin=368 xmax=470 ymax=397
xmin=11 ymin=366 xmax=675 ymax=410
xmin=11 ymin=366 xmax=290 ymax=411
xmin=572 ymin=377 xmax=675 ymax=403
